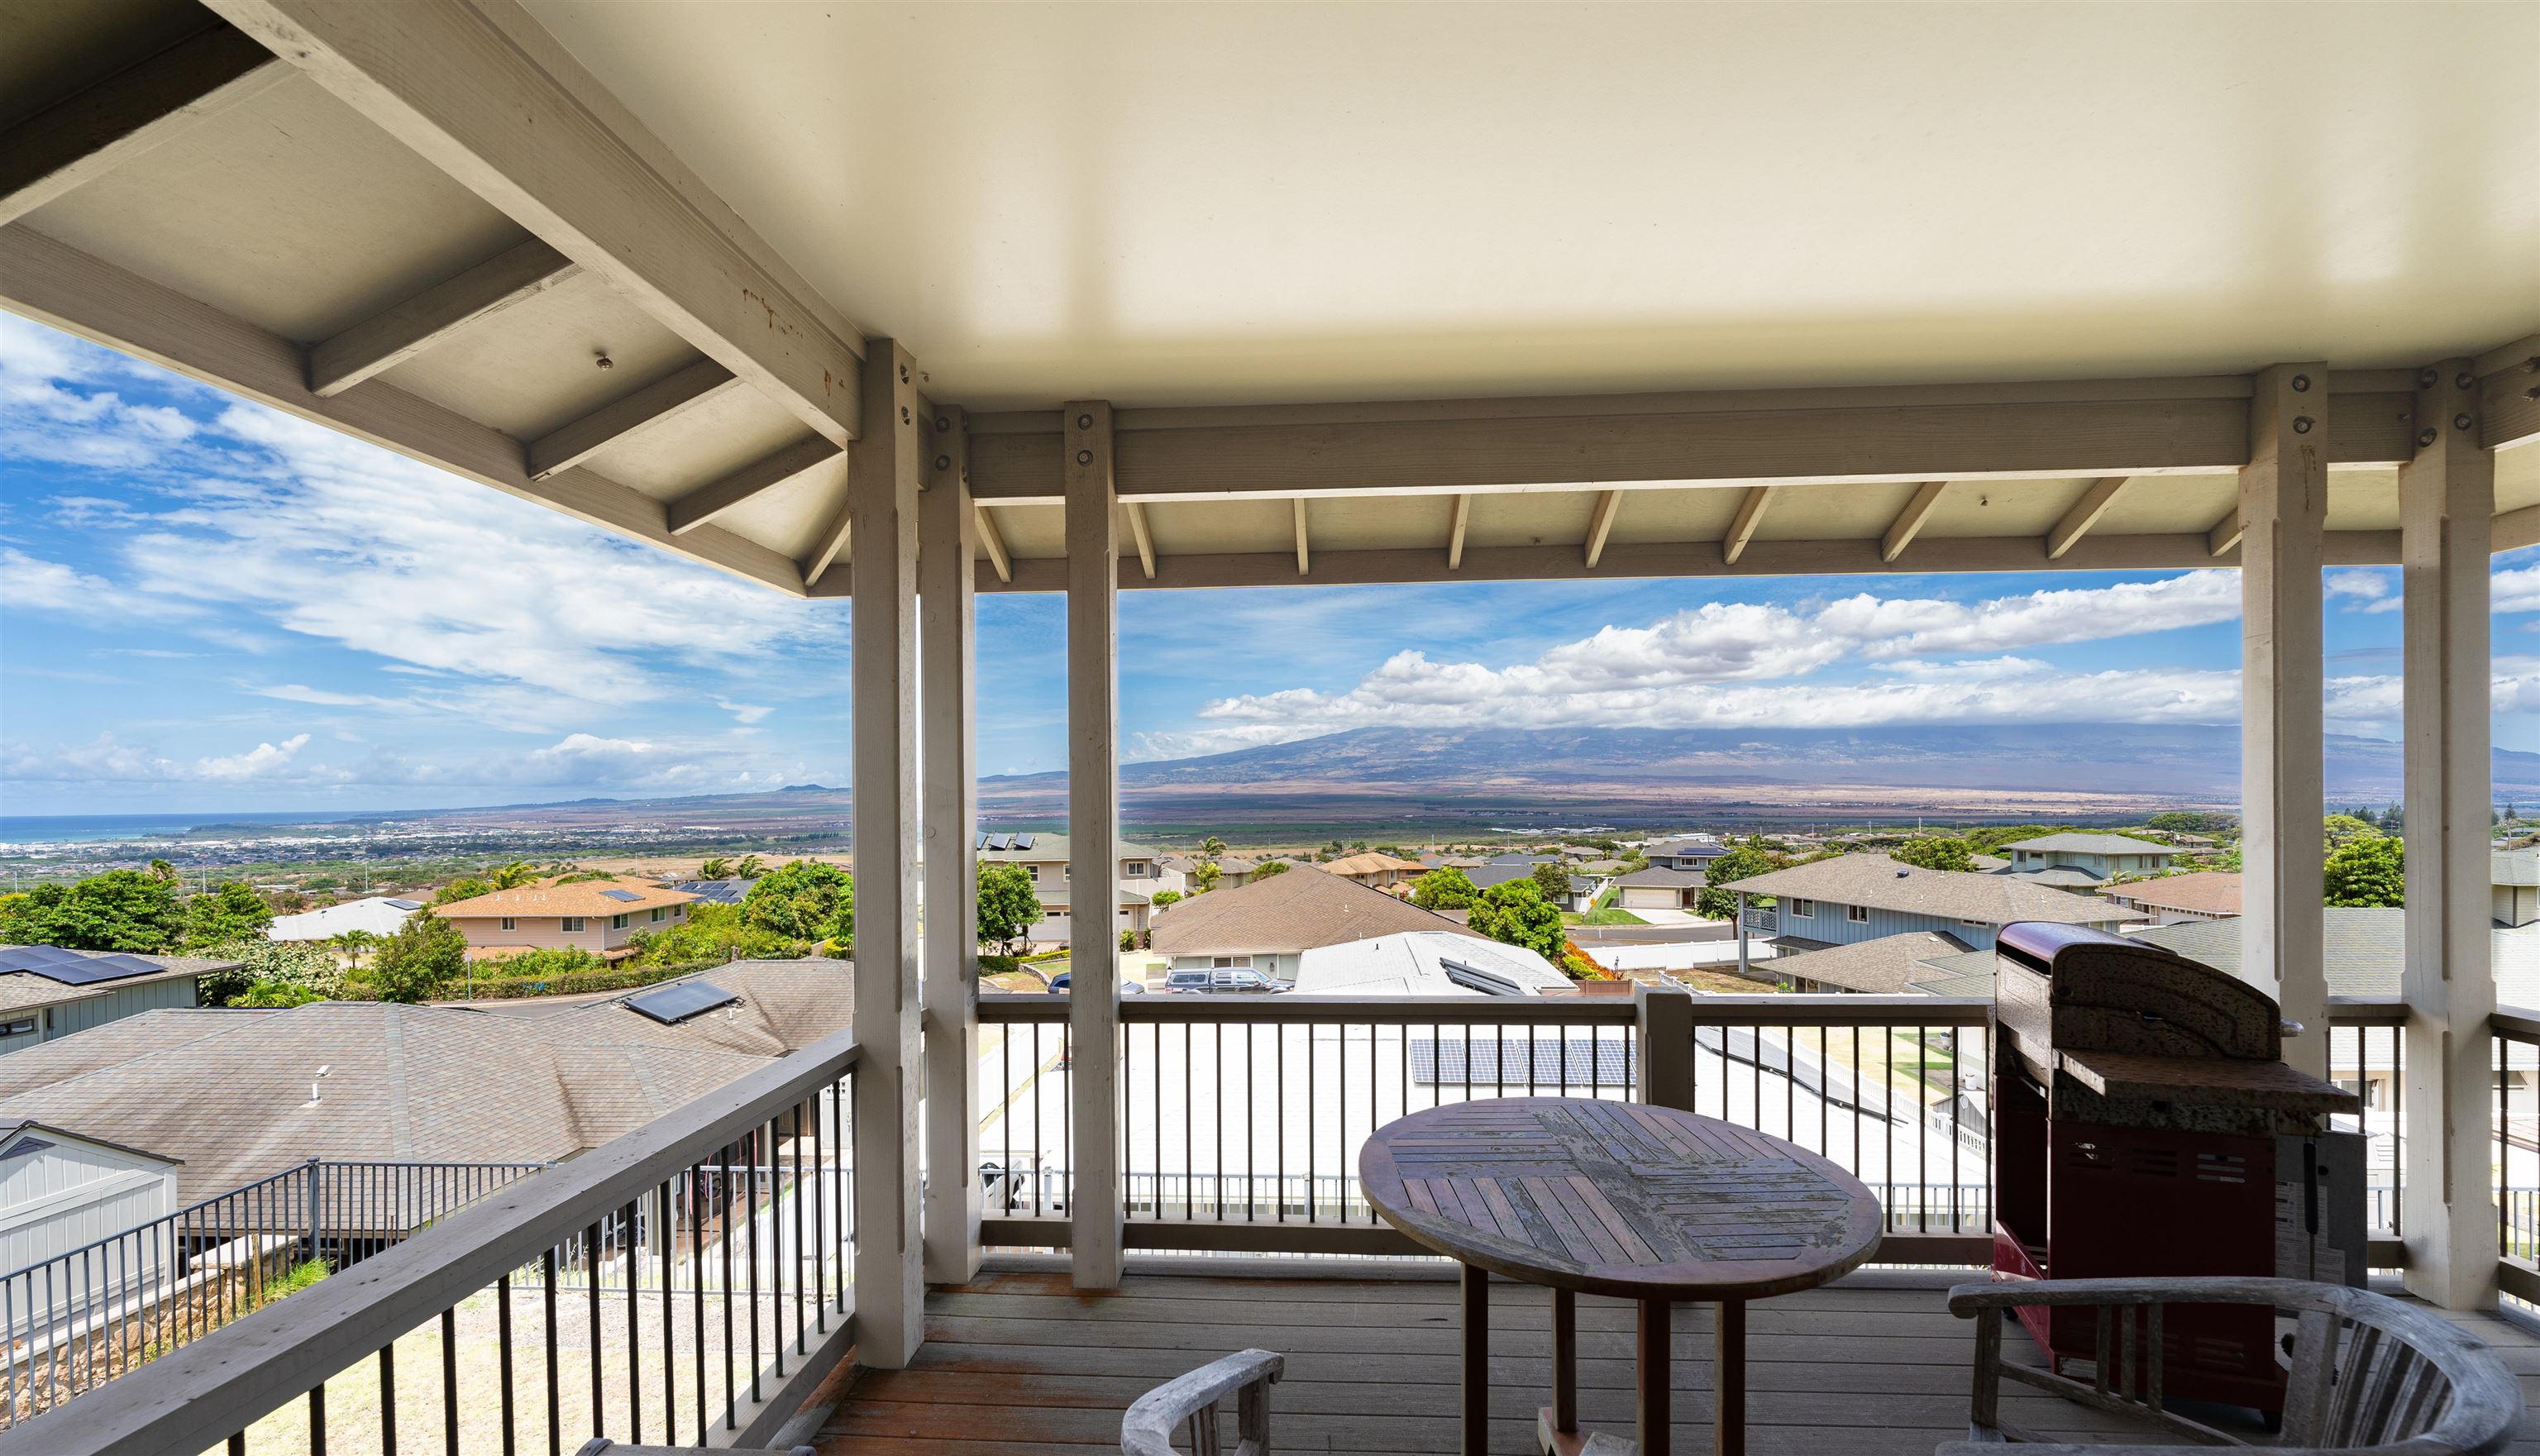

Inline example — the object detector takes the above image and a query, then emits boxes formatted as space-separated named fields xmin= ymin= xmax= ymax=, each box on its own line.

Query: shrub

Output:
xmin=1892 ymin=837 xmax=1976 ymax=872
xmin=1468 ymin=880 xmax=1565 ymax=959
xmin=481 ymin=946 xmax=604 ymax=978
xmin=742 ymin=861 xmax=853 ymax=943
xmin=460 ymin=962 xmax=717 ymax=1000
xmin=371 ymin=910 xmax=466 ymax=1003
xmin=0 ymin=870 xmax=185 ymax=952
xmin=1411 ymin=867 xmax=1479 ymax=911
xmin=195 ymin=938 xmax=348 ymax=1006
xmin=623 ymin=901 xmax=804 ymax=967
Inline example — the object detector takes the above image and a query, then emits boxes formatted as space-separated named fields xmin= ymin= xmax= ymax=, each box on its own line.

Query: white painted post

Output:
xmin=2399 ymin=360 xmax=2497 ymax=1310
xmin=2239 ymin=363 xmax=2330 ymax=1080
xmin=1064 ymin=401 xmax=1126 ymax=1289
xmin=850 ymin=339 xmax=924 ymax=1363
xmin=919 ymin=407 xmax=982 ymax=1285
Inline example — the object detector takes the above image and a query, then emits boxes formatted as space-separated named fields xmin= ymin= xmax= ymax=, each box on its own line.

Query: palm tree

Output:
xmin=733 ymin=855 xmax=766 ymax=878
xmin=489 ymin=860 xmax=539 ymax=889
xmin=697 ymin=857 xmax=733 ymax=881
xmin=1200 ymin=836 xmax=1226 ymax=858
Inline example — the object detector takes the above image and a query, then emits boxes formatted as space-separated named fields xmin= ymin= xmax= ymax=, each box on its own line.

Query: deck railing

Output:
xmin=0 ymin=1157 xmax=547 ymax=1427
xmin=2 ymin=1032 xmax=862 ymax=1456
xmin=2491 ymin=1007 xmax=2540 ymax=1308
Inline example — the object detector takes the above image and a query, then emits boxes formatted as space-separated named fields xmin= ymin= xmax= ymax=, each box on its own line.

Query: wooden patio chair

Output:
xmin=1121 ymin=1349 xmax=1284 ymax=1456
xmin=1941 ymin=1277 xmax=2522 ymax=1456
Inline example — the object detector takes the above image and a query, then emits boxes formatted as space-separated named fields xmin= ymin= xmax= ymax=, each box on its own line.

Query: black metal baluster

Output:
xmin=747 ymin=1139 xmax=762 ymax=1401
xmin=309 ymin=1380 xmax=325 ymax=1456
xmin=585 ymin=1222 xmax=603 ymax=1439
xmin=719 ymin=1148 xmax=736 ymax=1430
xmin=441 ymin=1305 xmax=459 ymax=1456
xmin=499 ymin=1272 xmax=518 ymax=1455
xmin=545 ymin=1245 xmax=562 ymax=1456
xmin=624 ymin=1199 xmax=642 ymax=1442
xmin=692 ymin=1166 xmax=707 ymax=1447
xmin=662 ymin=1177 xmax=677 ymax=1434
xmin=379 ymin=1344 xmax=395 ymax=1456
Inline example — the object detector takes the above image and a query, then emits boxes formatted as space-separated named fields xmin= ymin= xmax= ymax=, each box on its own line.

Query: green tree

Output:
xmin=733 ymin=855 xmax=767 ymax=878
xmin=1891 ymin=837 xmax=1976 ymax=873
xmin=976 ymin=862 xmax=1043 ymax=953
xmin=1191 ymin=862 xmax=1222 ymax=895
xmin=183 ymin=881 xmax=274 ymax=948
xmin=488 ymin=860 xmax=540 ymax=889
xmin=697 ymin=857 xmax=733 ymax=881
xmin=1468 ymin=880 xmax=1565 ymax=959
xmin=2323 ymin=814 xmax=2383 ymax=849
xmin=0 ymin=870 xmax=186 ymax=952
xmin=432 ymin=876 xmax=493 ymax=906
xmin=1251 ymin=860 xmax=1291 ymax=880
xmin=623 ymin=901 xmax=804 ymax=967
xmin=742 ymin=860 xmax=854 ymax=946
xmin=370 ymin=911 xmax=466 ymax=1003
xmin=1529 ymin=862 xmax=1573 ymax=902
xmin=1149 ymin=889 xmax=1183 ymax=909
xmin=1411 ymin=866 xmax=1479 ymax=911
xmin=2325 ymin=835 xmax=2405 ymax=908
xmin=1200 ymin=837 xmax=1227 ymax=858
xmin=1694 ymin=841 xmax=1783 ymax=920
xmin=331 ymin=929 xmax=383 ymax=971
xmin=482 ymin=946 xmax=605 ymax=979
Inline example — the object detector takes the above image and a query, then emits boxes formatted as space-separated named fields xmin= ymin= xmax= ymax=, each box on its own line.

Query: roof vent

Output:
xmin=1896 ymin=868 xmax=1910 ymax=877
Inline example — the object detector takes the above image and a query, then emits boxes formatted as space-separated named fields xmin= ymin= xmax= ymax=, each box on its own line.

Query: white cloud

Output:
xmin=713 ymin=697 xmax=774 ymax=725
xmin=0 ymin=547 xmax=111 ymax=613
xmin=4 ymin=731 xmax=318 ymax=786
xmin=2497 ymin=563 xmax=2540 ymax=616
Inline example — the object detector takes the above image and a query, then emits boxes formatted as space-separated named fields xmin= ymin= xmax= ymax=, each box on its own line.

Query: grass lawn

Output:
xmin=1562 ymin=907 xmax=1647 ymax=926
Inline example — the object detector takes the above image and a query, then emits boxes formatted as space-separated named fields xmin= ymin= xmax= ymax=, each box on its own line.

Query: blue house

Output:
xmin=1718 ymin=852 xmax=2144 ymax=961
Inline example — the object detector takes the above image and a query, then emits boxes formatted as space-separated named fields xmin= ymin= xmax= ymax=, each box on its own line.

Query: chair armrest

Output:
xmin=1122 ymin=1349 xmax=1285 ymax=1456
xmin=1946 ymin=1275 xmax=2325 ymax=1318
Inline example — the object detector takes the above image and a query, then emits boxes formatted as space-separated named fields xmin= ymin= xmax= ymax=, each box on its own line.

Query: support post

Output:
xmin=851 ymin=340 xmax=924 ymax=1364
xmin=919 ymin=407 xmax=982 ymax=1285
xmin=2239 ymin=363 xmax=2329 ymax=1079
xmin=1065 ymin=401 xmax=1126 ymax=1289
xmin=2399 ymin=360 xmax=2497 ymax=1310
xmin=1638 ymin=984 xmax=1696 ymax=1111
xmin=1735 ymin=891 xmax=1750 ymax=978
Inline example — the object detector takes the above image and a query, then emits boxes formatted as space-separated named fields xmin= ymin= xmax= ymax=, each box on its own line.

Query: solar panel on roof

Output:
xmin=625 ymin=980 xmax=741 ymax=1025
xmin=385 ymin=899 xmax=423 ymax=910
xmin=0 ymin=947 xmax=169 ymax=986
xmin=1408 ymin=1033 xmax=1635 ymax=1089
xmin=599 ymin=889 xmax=644 ymax=902
xmin=1014 ymin=833 xmax=1036 ymax=849
xmin=976 ymin=833 xmax=991 ymax=851
xmin=986 ymin=833 xmax=1010 ymax=852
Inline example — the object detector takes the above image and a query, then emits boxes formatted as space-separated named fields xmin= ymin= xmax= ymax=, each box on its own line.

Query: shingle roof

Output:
xmin=1322 ymin=852 xmax=1428 ymax=877
xmin=1616 ymin=866 xmax=1706 ymax=889
xmin=2004 ymin=833 xmax=2176 ymax=855
xmin=434 ymin=876 xmax=699 ymax=919
xmin=2498 ymin=849 xmax=2539 ymax=889
xmin=1290 ymin=931 xmax=1570 ymax=996
xmin=2105 ymin=871 xmax=2244 ymax=916
xmin=269 ymin=895 xmax=423 ymax=940
xmin=0 ymin=948 xmax=225 ymax=1013
xmin=1726 ymin=853 xmax=2144 ymax=927
xmin=1770 ymin=932 xmax=1974 ymax=995
xmin=1149 ymin=866 xmax=1487 ymax=956
xmin=0 ymin=960 xmax=849 ymax=1200
xmin=1999 ymin=866 xmax=2108 ymax=889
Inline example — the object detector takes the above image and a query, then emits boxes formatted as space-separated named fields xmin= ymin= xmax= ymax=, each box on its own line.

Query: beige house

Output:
xmin=1319 ymin=851 xmax=1429 ymax=895
xmin=433 ymin=877 xmax=699 ymax=962
xmin=977 ymin=833 xmax=1160 ymax=946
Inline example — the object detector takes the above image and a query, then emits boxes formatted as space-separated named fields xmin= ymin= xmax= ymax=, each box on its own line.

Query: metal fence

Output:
xmin=6 ymin=1033 xmax=862 ymax=1456
xmin=0 ymin=1158 xmax=545 ymax=1427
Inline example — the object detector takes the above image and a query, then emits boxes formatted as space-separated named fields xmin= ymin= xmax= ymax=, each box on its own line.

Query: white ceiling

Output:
xmin=525 ymin=1 xmax=2540 ymax=411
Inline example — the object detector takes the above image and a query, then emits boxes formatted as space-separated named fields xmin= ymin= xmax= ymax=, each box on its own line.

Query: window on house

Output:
xmin=1786 ymin=898 xmax=1813 ymax=918
xmin=1963 ymin=917 xmax=1984 ymax=927
xmin=1846 ymin=904 xmax=1869 ymax=924
xmin=1025 ymin=866 xmax=1038 ymax=883
xmin=499 ymin=916 xmax=517 ymax=932
xmin=610 ymin=914 xmax=629 ymax=930
xmin=1213 ymin=956 xmax=1242 ymax=968
xmin=650 ymin=908 xmax=666 ymax=923
xmin=0 ymin=1018 xmax=36 ymax=1039
xmin=561 ymin=917 xmax=585 ymax=933
xmin=1126 ymin=862 xmax=1148 ymax=876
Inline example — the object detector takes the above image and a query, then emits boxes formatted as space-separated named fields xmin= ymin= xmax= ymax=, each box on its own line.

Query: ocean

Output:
xmin=0 ymin=811 xmax=375 ymax=844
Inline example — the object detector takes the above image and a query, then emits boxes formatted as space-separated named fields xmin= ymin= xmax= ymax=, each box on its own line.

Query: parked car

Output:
xmin=1048 ymin=971 xmax=1143 ymax=994
xmin=1160 ymin=968 xmax=1287 ymax=995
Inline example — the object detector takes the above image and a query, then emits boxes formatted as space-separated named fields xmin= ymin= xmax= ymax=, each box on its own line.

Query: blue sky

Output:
xmin=3 ymin=313 xmax=2535 ymax=816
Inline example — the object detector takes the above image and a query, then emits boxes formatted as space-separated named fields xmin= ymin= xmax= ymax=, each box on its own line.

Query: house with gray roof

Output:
xmin=2497 ymin=847 xmax=2537 ymax=928
xmin=974 ymin=830 xmax=1167 ymax=944
xmin=1723 ymin=852 xmax=2143 ymax=956
xmin=1998 ymin=832 xmax=2180 ymax=886
xmin=0 ymin=948 xmax=227 ymax=1059
xmin=1769 ymin=931 xmax=1975 ymax=995
xmin=1613 ymin=866 xmax=1706 ymax=912
xmin=1148 ymin=866 xmax=1487 ymax=979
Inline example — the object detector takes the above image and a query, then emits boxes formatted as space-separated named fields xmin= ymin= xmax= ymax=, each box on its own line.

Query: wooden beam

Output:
xmin=2398 ymin=357 xmax=2498 ymax=1312
xmin=0 ymin=23 xmax=288 ymax=227
xmin=1292 ymin=497 xmax=1311 ymax=575
xmin=211 ymin=0 xmax=867 ymax=443
xmin=2476 ymin=333 xmax=2540 ymax=452
xmin=1879 ymin=480 xmax=1947 ymax=563
xmin=919 ymin=409 xmax=981 ymax=1286
xmin=309 ymin=238 xmax=577 ymax=396
xmin=963 ymin=373 xmax=2417 ymax=505
xmin=524 ymin=357 xmax=738 ymax=480
xmin=2497 ymin=503 xmax=2540 ymax=554
xmin=800 ymin=503 xmax=852 ymax=590
xmin=1063 ymin=401 xmax=1125 ymax=1290
xmin=981 ymin=527 xmax=2403 ymax=593
xmin=1583 ymin=489 xmax=1623 ymax=568
xmin=975 ymin=503 xmax=1013 ymax=583
xmin=665 ymin=435 xmax=839 ymax=535
xmin=2206 ymin=504 xmax=2245 ymax=557
xmin=1722 ymin=485 xmax=1774 ymax=565
xmin=2044 ymin=475 xmax=2130 ymax=560
xmin=0 ymin=222 xmax=802 ymax=594
xmin=2241 ymin=363 xmax=2329 ymax=1081
xmin=1123 ymin=499 xmax=1157 ymax=580
xmin=1447 ymin=494 xmax=1470 ymax=569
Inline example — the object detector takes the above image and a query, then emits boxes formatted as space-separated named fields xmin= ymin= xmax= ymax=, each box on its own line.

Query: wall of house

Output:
xmin=1774 ymin=899 xmax=2124 ymax=950
xmin=452 ymin=915 xmax=617 ymax=957
xmin=2500 ymin=883 xmax=2537 ymax=928
xmin=1163 ymin=951 xmax=1300 ymax=977
xmin=0 ymin=1134 xmax=178 ymax=1329
xmin=0 ymin=976 xmax=200 ymax=1058
xmin=1619 ymin=885 xmax=1693 ymax=910
xmin=2012 ymin=850 xmax=2173 ymax=876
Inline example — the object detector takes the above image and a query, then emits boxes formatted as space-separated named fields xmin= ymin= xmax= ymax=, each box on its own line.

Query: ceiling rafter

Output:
xmin=1293 ymin=498 xmax=1310 ymax=575
xmin=0 ymin=22 xmax=287 ymax=227
xmin=1583 ymin=489 xmax=1623 ymax=567
xmin=2207 ymin=504 xmax=2246 ymax=557
xmin=974 ymin=504 xmax=1013 ymax=583
xmin=1879 ymin=480 xmax=1948 ymax=563
xmin=208 ymin=0 xmax=868 ymax=443
xmin=525 ymin=359 xmax=741 ymax=480
xmin=1123 ymin=500 xmax=1157 ymax=580
xmin=1722 ymin=485 xmax=1776 ymax=565
xmin=2044 ymin=475 xmax=2132 ymax=560
xmin=1447 ymin=494 xmax=1471 ymax=570
xmin=310 ymin=239 xmax=579 ymax=397
xmin=666 ymin=436 xmax=840 ymax=535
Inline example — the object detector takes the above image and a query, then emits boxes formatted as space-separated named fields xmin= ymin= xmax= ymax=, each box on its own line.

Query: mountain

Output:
xmin=972 ymin=725 xmax=2540 ymax=825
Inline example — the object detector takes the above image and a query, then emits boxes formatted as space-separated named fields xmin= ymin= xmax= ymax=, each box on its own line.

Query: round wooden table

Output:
xmin=1359 ymin=1097 xmax=1884 ymax=1456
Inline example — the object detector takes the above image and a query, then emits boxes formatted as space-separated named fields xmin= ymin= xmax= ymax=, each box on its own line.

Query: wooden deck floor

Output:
xmin=814 ymin=1262 xmax=2540 ymax=1456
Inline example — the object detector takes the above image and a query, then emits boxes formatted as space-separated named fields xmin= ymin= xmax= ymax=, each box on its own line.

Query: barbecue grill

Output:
xmin=1989 ymin=922 xmax=2364 ymax=1415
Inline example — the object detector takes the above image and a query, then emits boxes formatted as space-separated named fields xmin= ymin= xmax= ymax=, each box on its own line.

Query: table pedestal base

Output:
xmin=1534 ymin=1297 xmax=1749 ymax=1456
